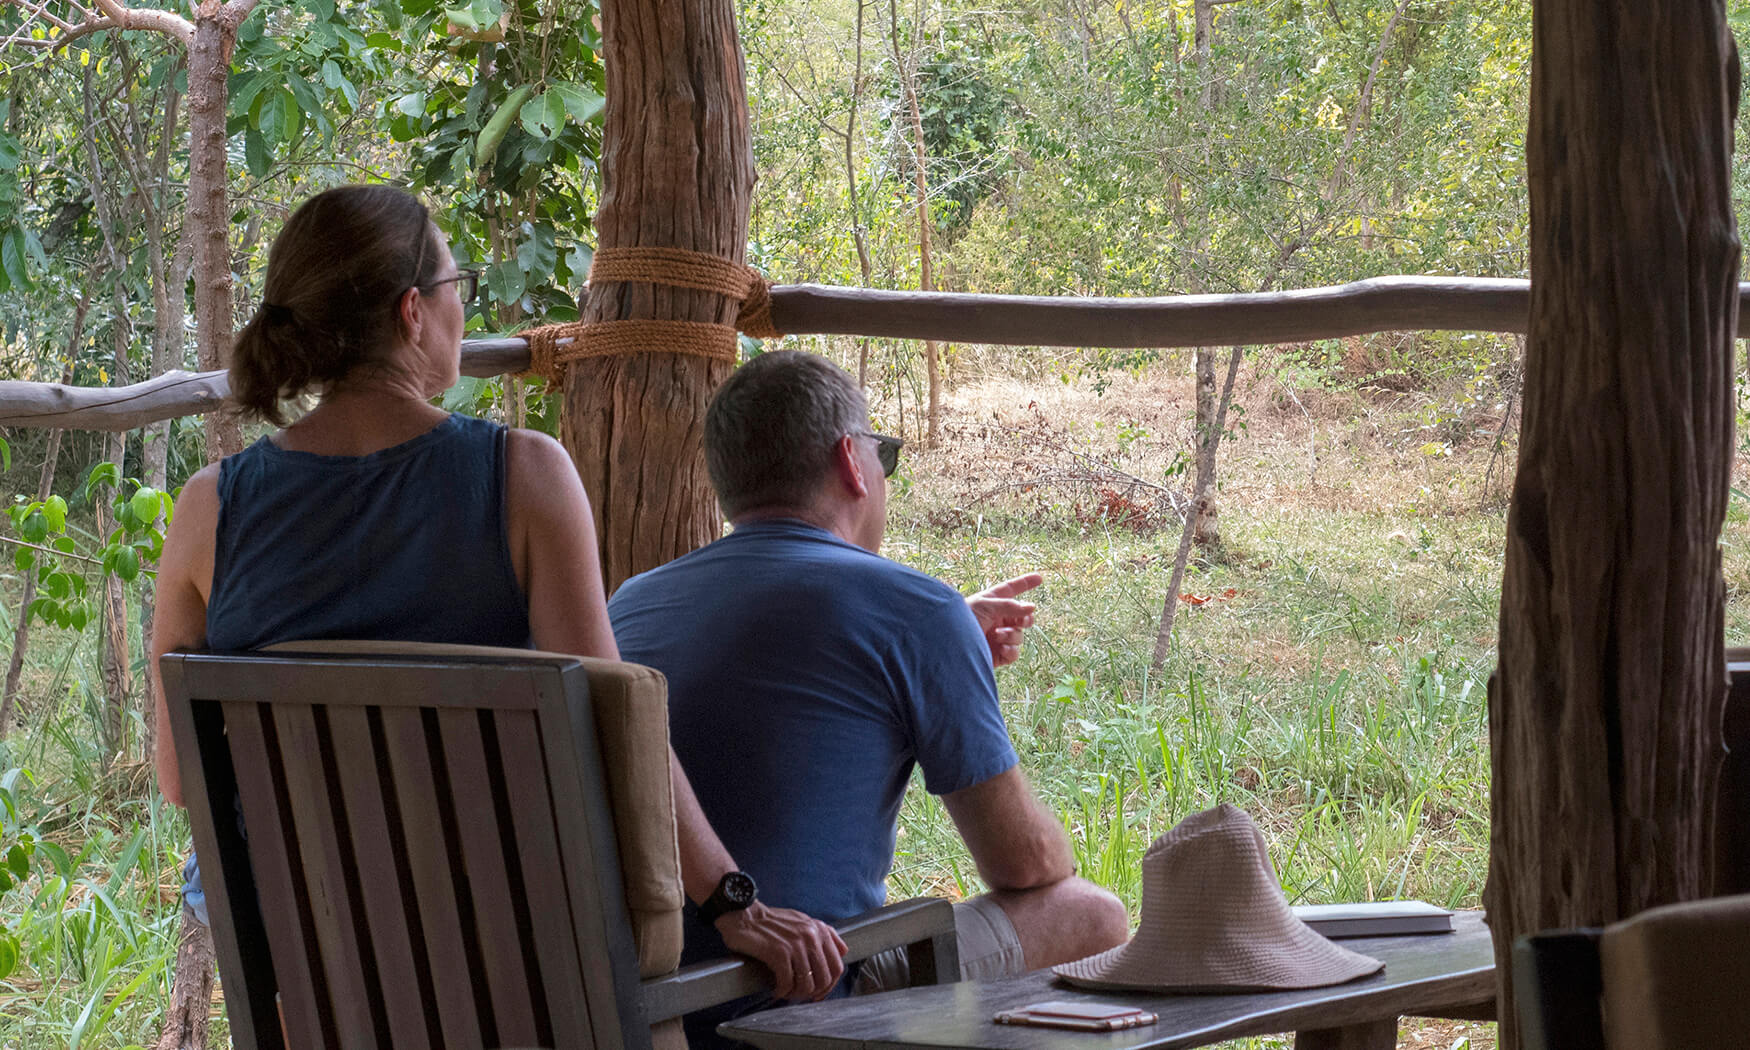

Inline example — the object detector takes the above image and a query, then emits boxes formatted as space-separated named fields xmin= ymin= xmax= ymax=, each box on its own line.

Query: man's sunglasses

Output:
xmin=853 ymin=431 xmax=905 ymax=478
xmin=424 ymin=266 xmax=482 ymax=304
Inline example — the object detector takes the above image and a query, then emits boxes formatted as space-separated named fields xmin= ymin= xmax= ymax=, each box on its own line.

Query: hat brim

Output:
xmin=1053 ymin=929 xmax=1384 ymax=994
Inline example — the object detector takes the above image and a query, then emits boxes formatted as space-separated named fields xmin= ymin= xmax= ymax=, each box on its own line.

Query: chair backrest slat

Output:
xmin=536 ymin=673 xmax=642 ymax=1050
xmin=222 ymin=701 xmax=333 ymax=1050
xmin=272 ymin=703 xmax=384 ymax=1050
xmin=376 ymin=705 xmax=487 ymax=1049
xmin=496 ymin=708 xmax=595 ymax=1049
xmin=166 ymin=649 xmax=652 ymax=1050
xmin=326 ymin=705 xmax=436 ymax=1047
xmin=435 ymin=705 xmax=546 ymax=1047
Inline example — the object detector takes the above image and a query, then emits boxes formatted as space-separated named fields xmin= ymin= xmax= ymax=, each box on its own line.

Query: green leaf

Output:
xmin=2 ymin=227 xmax=29 ymax=291
xmin=84 ymin=461 xmax=119 ymax=497
xmin=22 ymin=229 xmax=45 ymax=272
xmin=43 ymin=572 xmax=69 ymax=599
xmin=551 ymin=82 xmax=605 ymax=125
xmin=69 ymin=606 xmax=88 ymax=632
xmin=18 ymin=512 xmax=47 ymax=544
xmin=6 ymin=843 xmax=28 ymax=879
xmin=42 ymin=496 xmax=65 ymax=532
xmin=395 ymin=90 xmax=427 ymax=117
xmin=515 ymin=226 xmax=558 ymax=282
xmin=0 ymin=137 xmax=17 ymax=171
xmin=475 ymin=84 xmax=533 ymax=174
xmin=52 ymin=536 xmax=75 ymax=554
xmin=0 ymin=930 xmax=15 ymax=981
xmin=114 ymin=547 xmax=139 ymax=582
xmin=274 ymin=89 xmax=303 ymax=143
xmin=0 ymin=435 xmax=9 ymax=472
xmin=519 ymin=89 xmax=566 ymax=139
xmin=228 ymin=71 xmax=272 ymax=117
xmin=485 ymin=259 xmax=525 ymax=304
xmin=130 ymin=488 xmax=160 ymax=527
xmin=12 ymin=548 xmax=31 ymax=572
xmin=286 ymin=75 xmax=320 ymax=120
xmin=245 ymin=128 xmax=271 ymax=178
xmin=442 ymin=4 xmax=481 ymax=28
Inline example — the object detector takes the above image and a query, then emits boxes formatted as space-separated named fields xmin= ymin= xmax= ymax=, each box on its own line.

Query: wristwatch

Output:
xmin=698 ymin=870 xmax=758 ymax=925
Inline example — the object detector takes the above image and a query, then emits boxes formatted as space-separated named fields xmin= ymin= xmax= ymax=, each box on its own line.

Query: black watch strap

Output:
xmin=698 ymin=870 xmax=758 ymax=925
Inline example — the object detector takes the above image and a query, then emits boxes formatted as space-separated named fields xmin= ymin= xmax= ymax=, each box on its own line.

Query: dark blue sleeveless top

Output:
xmin=206 ymin=414 xmax=531 ymax=651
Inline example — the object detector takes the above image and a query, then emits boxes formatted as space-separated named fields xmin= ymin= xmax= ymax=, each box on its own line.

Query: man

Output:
xmin=610 ymin=351 xmax=1128 ymax=1043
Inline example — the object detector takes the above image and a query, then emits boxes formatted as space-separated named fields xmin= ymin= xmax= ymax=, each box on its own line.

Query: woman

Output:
xmin=151 ymin=184 xmax=844 ymax=1000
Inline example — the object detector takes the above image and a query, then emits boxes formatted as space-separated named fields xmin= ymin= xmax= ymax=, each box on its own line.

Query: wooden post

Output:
xmin=562 ymin=0 xmax=752 ymax=591
xmin=1485 ymin=5 xmax=1739 ymax=1045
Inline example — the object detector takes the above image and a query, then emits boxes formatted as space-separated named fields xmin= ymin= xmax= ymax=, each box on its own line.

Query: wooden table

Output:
xmin=722 ymin=912 xmax=1494 ymax=1050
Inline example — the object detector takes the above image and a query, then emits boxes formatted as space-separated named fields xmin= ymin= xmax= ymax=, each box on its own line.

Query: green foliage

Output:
xmin=5 ymin=462 xmax=170 ymax=631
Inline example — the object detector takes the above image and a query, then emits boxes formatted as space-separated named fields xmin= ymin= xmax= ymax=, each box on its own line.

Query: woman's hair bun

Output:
xmin=231 ymin=185 xmax=436 ymax=426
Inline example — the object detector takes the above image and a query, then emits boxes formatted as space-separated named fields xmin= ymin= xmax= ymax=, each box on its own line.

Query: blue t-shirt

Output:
xmin=609 ymin=519 xmax=1017 ymax=953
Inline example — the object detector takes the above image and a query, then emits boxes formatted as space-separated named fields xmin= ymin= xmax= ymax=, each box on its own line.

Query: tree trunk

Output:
xmin=1485 ymin=5 xmax=1739 ymax=1046
xmin=141 ymin=89 xmax=191 ymax=765
xmin=96 ymin=425 xmax=131 ymax=767
xmin=1191 ymin=347 xmax=1220 ymax=546
xmin=97 ymin=313 xmax=133 ymax=767
xmin=891 ymin=0 xmax=941 ymax=446
xmin=155 ymin=903 xmax=216 ymax=1050
xmin=186 ymin=3 xmax=257 ymax=463
xmin=563 ymin=0 xmax=751 ymax=592
xmin=0 ymin=299 xmax=87 ymax=737
xmin=1152 ymin=346 xmax=1241 ymax=671
xmin=845 ymin=0 xmax=875 ymax=388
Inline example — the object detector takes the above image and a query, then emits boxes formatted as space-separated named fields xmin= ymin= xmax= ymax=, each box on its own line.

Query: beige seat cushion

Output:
xmin=261 ymin=641 xmax=685 ymax=978
xmin=1600 ymin=893 xmax=1750 ymax=1047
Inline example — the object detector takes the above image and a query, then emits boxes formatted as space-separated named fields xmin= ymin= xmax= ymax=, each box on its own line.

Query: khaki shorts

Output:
xmin=853 ymin=894 xmax=1027 ymax=995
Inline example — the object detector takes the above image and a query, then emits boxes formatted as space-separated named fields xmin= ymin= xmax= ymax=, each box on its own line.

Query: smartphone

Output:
xmin=993 ymin=1000 xmax=1159 ymax=1032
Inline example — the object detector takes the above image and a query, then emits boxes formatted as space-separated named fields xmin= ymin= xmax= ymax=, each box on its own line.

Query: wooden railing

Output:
xmin=0 ymin=275 xmax=1728 ymax=432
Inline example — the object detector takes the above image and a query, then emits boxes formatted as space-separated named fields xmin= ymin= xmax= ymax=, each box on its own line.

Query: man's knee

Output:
xmin=1045 ymin=878 xmax=1128 ymax=954
xmin=988 ymin=877 xmax=1129 ymax=968
xmin=1079 ymin=879 xmax=1130 ymax=950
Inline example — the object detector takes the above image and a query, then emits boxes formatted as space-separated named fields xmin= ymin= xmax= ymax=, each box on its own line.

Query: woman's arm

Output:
xmin=151 ymin=467 xmax=220 ymax=807
xmin=506 ymin=430 xmax=847 ymax=1000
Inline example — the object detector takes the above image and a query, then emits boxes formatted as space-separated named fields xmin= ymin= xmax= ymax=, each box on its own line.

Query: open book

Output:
xmin=1292 ymin=900 xmax=1455 ymax=938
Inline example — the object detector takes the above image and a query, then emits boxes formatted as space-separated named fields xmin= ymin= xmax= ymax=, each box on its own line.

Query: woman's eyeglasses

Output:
xmin=853 ymin=431 xmax=904 ymax=477
xmin=424 ymin=266 xmax=482 ymax=304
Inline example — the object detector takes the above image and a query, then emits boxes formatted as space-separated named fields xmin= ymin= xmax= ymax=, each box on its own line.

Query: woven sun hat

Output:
xmin=1054 ymin=803 xmax=1383 ymax=993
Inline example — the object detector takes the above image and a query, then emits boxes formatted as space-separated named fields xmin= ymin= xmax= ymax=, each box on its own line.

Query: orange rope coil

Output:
xmin=517 ymin=246 xmax=783 ymax=388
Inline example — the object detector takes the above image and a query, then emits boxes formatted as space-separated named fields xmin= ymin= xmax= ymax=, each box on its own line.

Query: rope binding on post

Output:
xmin=517 ymin=246 xmax=784 ymax=388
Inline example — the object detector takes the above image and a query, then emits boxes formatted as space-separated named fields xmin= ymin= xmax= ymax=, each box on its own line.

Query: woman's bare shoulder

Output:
xmin=504 ymin=428 xmax=586 ymax=504
xmin=171 ymin=464 xmax=222 ymax=519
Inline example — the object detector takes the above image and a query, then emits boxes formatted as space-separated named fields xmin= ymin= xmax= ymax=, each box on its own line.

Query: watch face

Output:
xmin=723 ymin=871 xmax=757 ymax=908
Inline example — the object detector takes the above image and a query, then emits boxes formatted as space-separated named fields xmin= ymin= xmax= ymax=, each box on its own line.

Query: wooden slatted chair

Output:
xmin=162 ymin=643 xmax=959 ymax=1050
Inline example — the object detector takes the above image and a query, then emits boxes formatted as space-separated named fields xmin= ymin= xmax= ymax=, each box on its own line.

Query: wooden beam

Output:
xmin=4 ymin=277 xmax=1749 ymax=432
xmin=769 ymin=276 xmax=1533 ymax=346
xmin=0 ymin=369 xmax=231 ymax=432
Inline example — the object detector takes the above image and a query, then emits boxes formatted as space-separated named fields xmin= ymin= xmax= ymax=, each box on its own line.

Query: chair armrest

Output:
xmin=641 ymin=897 xmax=958 ymax=1023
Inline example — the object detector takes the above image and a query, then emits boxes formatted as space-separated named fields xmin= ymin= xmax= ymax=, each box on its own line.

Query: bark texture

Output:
xmin=155 ymin=904 xmax=215 ymax=1050
xmin=564 ymin=0 xmax=751 ymax=591
xmin=95 ymin=426 xmax=131 ymax=765
xmin=185 ymin=0 xmax=256 ymax=462
xmin=1485 ymin=6 xmax=1740 ymax=1045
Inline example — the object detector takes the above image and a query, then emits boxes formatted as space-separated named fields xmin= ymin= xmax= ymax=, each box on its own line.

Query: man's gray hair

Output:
xmin=705 ymin=351 xmax=869 ymax=518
